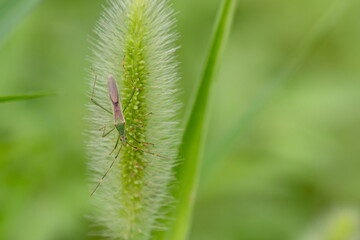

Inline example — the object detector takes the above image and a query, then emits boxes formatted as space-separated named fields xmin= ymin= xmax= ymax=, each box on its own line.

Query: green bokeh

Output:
xmin=1 ymin=0 xmax=360 ymax=239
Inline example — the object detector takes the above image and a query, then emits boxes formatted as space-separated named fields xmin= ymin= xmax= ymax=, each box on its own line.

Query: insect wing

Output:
xmin=107 ymin=75 xmax=125 ymax=124
xmin=107 ymin=75 xmax=119 ymax=104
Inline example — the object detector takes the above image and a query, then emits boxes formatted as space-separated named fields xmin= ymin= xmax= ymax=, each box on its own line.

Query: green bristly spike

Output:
xmin=87 ymin=0 xmax=181 ymax=239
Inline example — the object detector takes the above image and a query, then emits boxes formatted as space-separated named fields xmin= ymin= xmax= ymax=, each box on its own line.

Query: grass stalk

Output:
xmin=161 ymin=0 xmax=236 ymax=239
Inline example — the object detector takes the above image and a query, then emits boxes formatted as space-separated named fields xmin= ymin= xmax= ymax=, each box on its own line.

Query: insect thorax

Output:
xmin=115 ymin=122 xmax=126 ymax=137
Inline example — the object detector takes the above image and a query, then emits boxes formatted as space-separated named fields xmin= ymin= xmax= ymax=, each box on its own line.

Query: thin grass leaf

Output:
xmin=0 ymin=0 xmax=42 ymax=45
xmin=160 ymin=0 xmax=236 ymax=239
xmin=0 ymin=92 xmax=56 ymax=103
xmin=199 ymin=0 xmax=354 ymax=190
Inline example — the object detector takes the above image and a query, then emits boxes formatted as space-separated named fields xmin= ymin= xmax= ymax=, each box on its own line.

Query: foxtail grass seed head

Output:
xmin=86 ymin=0 xmax=181 ymax=239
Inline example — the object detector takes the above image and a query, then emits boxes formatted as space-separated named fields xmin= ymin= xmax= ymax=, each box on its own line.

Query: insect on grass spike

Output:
xmin=90 ymin=75 xmax=127 ymax=196
xmin=87 ymin=0 xmax=181 ymax=237
xmin=108 ymin=75 xmax=126 ymax=141
xmin=90 ymin=74 xmax=171 ymax=196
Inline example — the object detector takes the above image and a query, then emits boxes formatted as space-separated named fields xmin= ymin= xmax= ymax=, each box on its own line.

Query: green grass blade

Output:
xmin=199 ymin=0 xmax=353 ymax=189
xmin=165 ymin=0 xmax=236 ymax=239
xmin=0 ymin=0 xmax=42 ymax=45
xmin=0 ymin=92 xmax=56 ymax=103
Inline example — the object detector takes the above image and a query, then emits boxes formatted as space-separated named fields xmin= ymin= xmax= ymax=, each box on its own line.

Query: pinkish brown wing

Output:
xmin=107 ymin=75 xmax=125 ymax=124
xmin=107 ymin=75 xmax=119 ymax=104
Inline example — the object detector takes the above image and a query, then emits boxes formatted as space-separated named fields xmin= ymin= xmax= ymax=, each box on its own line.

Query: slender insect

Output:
xmin=90 ymin=74 xmax=169 ymax=196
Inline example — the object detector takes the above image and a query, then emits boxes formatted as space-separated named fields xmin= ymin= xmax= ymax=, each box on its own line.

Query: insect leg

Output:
xmin=127 ymin=112 xmax=153 ymax=131
xmin=133 ymin=112 xmax=153 ymax=125
xmin=115 ymin=139 xmax=124 ymax=158
xmin=126 ymin=142 xmax=170 ymax=159
xmin=90 ymin=69 xmax=112 ymax=114
xmin=90 ymin=142 xmax=124 ymax=196
xmin=143 ymin=112 xmax=153 ymax=118
xmin=128 ymin=124 xmax=143 ymax=129
xmin=123 ymin=87 xmax=136 ymax=113
xmin=128 ymin=134 xmax=154 ymax=149
xmin=100 ymin=126 xmax=116 ymax=137
xmin=109 ymin=135 xmax=120 ymax=155
xmin=90 ymin=68 xmax=98 ymax=100
xmin=91 ymin=99 xmax=112 ymax=115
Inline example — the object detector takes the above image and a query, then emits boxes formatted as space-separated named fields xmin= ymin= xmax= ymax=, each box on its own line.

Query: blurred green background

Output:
xmin=1 ymin=0 xmax=360 ymax=239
